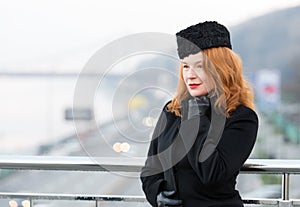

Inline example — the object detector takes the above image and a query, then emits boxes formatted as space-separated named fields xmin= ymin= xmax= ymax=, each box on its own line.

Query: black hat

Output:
xmin=176 ymin=21 xmax=232 ymax=59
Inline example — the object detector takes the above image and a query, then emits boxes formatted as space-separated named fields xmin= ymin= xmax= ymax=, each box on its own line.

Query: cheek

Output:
xmin=203 ymin=79 xmax=214 ymax=93
xmin=195 ymin=70 xmax=206 ymax=79
xmin=197 ymin=71 xmax=210 ymax=85
xmin=182 ymin=72 xmax=188 ymax=83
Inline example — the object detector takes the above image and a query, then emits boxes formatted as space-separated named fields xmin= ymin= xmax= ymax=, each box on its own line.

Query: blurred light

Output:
xmin=22 ymin=200 xmax=31 ymax=207
xmin=120 ymin=142 xmax=130 ymax=152
xmin=113 ymin=142 xmax=122 ymax=152
xmin=9 ymin=200 xmax=18 ymax=207
xmin=113 ymin=142 xmax=131 ymax=152
xmin=128 ymin=95 xmax=146 ymax=109
xmin=142 ymin=116 xmax=157 ymax=127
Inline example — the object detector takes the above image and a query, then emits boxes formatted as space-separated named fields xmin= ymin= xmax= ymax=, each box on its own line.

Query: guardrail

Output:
xmin=1 ymin=156 xmax=300 ymax=207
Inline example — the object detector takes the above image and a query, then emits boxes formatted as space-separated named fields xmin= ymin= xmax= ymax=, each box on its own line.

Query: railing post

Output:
xmin=282 ymin=173 xmax=290 ymax=200
xmin=279 ymin=173 xmax=292 ymax=207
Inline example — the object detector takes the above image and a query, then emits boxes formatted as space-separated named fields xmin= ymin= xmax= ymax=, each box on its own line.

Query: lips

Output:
xmin=188 ymin=83 xmax=200 ymax=89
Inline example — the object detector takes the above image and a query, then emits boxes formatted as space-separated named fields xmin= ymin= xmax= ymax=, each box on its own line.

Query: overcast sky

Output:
xmin=1 ymin=0 xmax=300 ymax=72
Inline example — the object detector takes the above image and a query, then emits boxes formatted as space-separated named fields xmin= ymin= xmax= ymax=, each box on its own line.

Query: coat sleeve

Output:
xmin=140 ymin=139 xmax=165 ymax=207
xmin=140 ymin=103 xmax=171 ymax=207
xmin=182 ymin=106 xmax=258 ymax=186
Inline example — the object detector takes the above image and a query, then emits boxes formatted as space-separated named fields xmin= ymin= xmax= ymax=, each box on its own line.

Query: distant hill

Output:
xmin=230 ymin=5 xmax=300 ymax=101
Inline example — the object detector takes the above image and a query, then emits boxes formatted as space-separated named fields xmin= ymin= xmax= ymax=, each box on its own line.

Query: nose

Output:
xmin=186 ymin=67 xmax=198 ymax=79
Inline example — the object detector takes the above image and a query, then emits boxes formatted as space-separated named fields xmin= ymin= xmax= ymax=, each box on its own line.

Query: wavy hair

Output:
xmin=167 ymin=47 xmax=255 ymax=117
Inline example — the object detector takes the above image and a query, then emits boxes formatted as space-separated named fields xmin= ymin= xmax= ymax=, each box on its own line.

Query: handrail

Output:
xmin=1 ymin=156 xmax=300 ymax=173
xmin=241 ymin=159 xmax=300 ymax=174
xmin=0 ymin=155 xmax=144 ymax=172
xmin=1 ymin=156 xmax=300 ymax=206
xmin=0 ymin=192 xmax=147 ymax=202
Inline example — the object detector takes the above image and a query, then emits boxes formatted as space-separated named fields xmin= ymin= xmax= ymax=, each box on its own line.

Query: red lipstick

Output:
xmin=189 ymin=83 xmax=200 ymax=89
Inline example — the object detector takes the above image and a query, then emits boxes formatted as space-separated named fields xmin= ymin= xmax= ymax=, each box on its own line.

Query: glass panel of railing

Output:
xmin=35 ymin=200 xmax=94 ymax=207
xmin=244 ymin=205 xmax=278 ymax=207
xmin=290 ymin=175 xmax=300 ymax=199
xmin=97 ymin=200 xmax=151 ymax=207
xmin=237 ymin=174 xmax=282 ymax=200
xmin=0 ymin=170 xmax=143 ymax=196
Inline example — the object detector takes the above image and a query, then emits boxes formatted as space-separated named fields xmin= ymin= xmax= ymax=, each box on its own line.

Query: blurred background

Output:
xmin=1 ymin=0 xmax=300 ymax=206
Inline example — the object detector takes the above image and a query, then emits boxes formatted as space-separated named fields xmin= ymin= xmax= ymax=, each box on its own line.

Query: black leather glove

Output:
xmin=156 ymin=190 xmax=183 ymax=207
xmin=187 ymin=96 xmax=211 ymax=119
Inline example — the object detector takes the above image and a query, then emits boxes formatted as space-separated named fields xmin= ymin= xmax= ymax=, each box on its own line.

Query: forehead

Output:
xmin=181 ymin=51 xmax=203 ymax=64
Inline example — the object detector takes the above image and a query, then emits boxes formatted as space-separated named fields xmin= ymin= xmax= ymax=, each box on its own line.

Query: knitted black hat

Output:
xmin=176 ymin=21 xmax=232 ymax=59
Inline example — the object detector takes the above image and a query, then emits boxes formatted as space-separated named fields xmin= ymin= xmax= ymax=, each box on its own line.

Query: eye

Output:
xmin=183 ymin=65 xmax=189 ymax=70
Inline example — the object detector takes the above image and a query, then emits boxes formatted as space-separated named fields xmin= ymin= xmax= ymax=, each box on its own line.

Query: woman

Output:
xmin=140 ymin=21 xmax=258 ymax=207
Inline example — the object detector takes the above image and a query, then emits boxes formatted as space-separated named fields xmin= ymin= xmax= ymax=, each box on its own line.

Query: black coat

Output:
xmin=140 ymin=101 xmax=258 ymax=207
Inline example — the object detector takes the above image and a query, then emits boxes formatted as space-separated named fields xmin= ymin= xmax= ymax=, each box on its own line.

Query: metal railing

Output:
xmin=1 ymin=156 xmax=300 ymax=207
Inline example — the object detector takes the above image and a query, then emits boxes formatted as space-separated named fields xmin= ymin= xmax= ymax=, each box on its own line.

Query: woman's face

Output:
xmin=182 ymin=52 xmax=211 ymax=97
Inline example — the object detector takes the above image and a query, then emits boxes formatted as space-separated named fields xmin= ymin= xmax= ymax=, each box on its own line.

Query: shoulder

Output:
xmin=161 ymin=100 xmax=179 ymax=120
xmin=153 ymin=101 xmax=180 ymax=137
xmin=162 ymin=100 xmax=172 ymax=111
xmin=227 ymin=105 xmax=258 ymax=123
xmin=162 ymin=100 xmax=176 ymax=115
xmin=222 ymin=105 xmax=259 ymax=145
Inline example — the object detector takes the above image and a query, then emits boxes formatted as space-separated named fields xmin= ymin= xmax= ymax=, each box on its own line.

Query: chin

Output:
xmin=189 ymin=93 xmax=202 ymax=97
xmin=188 ymin=91 xmax=207 ymax=97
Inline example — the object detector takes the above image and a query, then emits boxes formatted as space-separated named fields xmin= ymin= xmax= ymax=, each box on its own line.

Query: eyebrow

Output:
xmin=181 ymin=61 xmax=202 ymax=64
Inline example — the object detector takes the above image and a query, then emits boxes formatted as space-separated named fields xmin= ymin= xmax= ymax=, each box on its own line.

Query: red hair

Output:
xmin=167 ymin=47 xmax=255 ymax=117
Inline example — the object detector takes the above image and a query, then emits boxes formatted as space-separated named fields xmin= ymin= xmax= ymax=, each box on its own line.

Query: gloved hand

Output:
xmin=187 ymin=96 xmax=211 ymax=119
xmin=156 ymin=190 xmax=183 ymax=207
